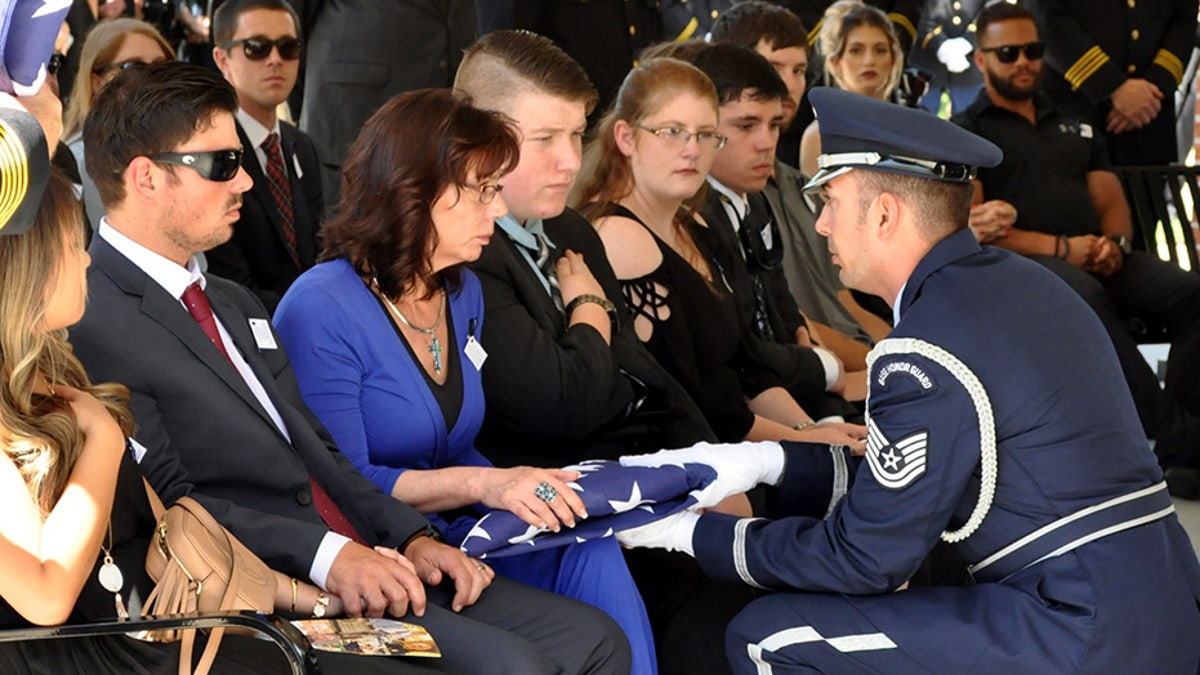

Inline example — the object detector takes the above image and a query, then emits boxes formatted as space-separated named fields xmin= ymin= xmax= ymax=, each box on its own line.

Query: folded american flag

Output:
xmin=460 ymin=459 xmax=716 ymax=559
xmin=2 ymin=0 xmax=72 ymax=95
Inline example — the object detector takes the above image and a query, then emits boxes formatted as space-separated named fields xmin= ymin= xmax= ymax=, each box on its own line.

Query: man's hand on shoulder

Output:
xmin=325 ymin=541 xmax=427 ymax=618
xmin=403 ymin=535 xmax=493 ymax=613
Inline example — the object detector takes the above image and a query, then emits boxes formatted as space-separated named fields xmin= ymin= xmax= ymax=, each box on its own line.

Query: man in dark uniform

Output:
xmin=617 ymin=86 xmax=1200 ymax=672
xmin=954 ymin=2 xmax=1200 ymax=492
xmin=1028 ymin=0 xmax=1197 ymax=164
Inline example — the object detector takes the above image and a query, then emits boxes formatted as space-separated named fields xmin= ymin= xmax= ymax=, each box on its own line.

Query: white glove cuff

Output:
xmin=668 ymin=511 xmax=701 ymax=556
xmin=756 ymin=441 xmax=787 ymax=486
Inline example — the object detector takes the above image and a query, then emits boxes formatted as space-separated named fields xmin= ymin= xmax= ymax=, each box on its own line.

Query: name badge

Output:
xmin=248 ymin=318 xmax=278 ymax=350
xmin=292 ymin=154 xmax=304 ymax=178
xmin=464 ymin=335 xmax=488 ymax=370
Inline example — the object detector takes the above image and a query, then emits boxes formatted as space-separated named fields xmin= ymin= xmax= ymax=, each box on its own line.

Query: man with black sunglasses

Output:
xmin=210 ymin=0 xmax=324 ymax=313
xmin=954 ymin=2 xmax=1200 ymax=496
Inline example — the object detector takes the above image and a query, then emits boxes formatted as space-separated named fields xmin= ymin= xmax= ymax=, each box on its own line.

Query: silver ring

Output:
xmin=534 ymin=482 xmax=558 ymax=503
xmin=474 ymin=562 xmax=486 ymax=571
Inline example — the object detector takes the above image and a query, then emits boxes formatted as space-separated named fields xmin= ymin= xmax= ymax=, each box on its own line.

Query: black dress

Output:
xmin=0 ymin=451 xmax=284 ymax=674
xmin=598 ymin=204 xmax=784 ymax=442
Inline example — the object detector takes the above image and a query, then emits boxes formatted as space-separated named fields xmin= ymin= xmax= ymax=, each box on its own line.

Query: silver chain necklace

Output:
xmin=377 ymin=283 xmax=447 ymax=375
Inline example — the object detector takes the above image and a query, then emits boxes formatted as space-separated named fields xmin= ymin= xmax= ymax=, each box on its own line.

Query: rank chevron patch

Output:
xmin=865 ymin=420 xmax=929 ymax=490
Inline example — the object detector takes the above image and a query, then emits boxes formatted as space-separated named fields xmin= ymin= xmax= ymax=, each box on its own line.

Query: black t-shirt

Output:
xmin=953 ymin=91 xmax=1109 ymax=237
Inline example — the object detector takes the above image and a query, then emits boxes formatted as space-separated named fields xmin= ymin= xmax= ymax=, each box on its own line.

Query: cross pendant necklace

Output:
xmin=378 ymin=285 xmax=447 ymax=375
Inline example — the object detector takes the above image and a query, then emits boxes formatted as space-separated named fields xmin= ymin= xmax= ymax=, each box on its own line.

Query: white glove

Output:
xmin=936 ymin=37 xmax=973 ymax=74
xmin=620 ymin=441 xmax=785 ymax=510
xmin=616 ymin=511 xmax=700 ymax=555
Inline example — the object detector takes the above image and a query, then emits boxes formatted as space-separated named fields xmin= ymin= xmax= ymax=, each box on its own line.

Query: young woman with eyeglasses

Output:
xmin=62 ymin=19 xmax=174 ymax=233
xmin=274 ymin=89 xmax=654 ymax=674
xmin=576 ymin=58 xmax=865 ymax=449
xmin=799 ymin=1 xmax=906 ymax=178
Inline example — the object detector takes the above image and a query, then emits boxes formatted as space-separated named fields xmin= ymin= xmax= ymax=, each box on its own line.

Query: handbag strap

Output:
xmin=173 ymin=497 xmax=245 ymax=675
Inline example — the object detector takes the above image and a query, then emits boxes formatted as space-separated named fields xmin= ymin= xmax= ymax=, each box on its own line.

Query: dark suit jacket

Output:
xmin=700 ymin=191 xmax=855 ymax=417
xmin=470 ymin=209 xmax=714 ymax=467
xmin=295 ymin=0 xmax=477 ymax=203
xmin=70 ymin=237 xmax=429 ymax=578
xmin=205 ymin=121 xmax=324 ymax=314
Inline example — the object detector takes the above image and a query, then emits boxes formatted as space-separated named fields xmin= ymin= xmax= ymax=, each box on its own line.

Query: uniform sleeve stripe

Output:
xmin=888 ymin=13 xmax=917 ymax=41
xmin=674 ymin=16 xmax=699 ymax=41
xmin=733 ymin=517 xmax=769 ymax=590
xmin=1153 ymin=49 xmax=1185 ymax=85
xmin=920 ymin=24 xmax=943 ymax=50
xmin=1063 ymin=46 xmax=1109 ymax=91
xmin=824 ymin=447 xmax=848 ymax=519
xmin=808 ymin=19 xmax=823 ymax=47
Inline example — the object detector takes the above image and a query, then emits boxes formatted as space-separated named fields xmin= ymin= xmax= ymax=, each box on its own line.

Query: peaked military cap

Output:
xmin=803 ymin=87 xmax=1002 ymax=192
xmin=0 ymin=103 xmax=49 ymax=236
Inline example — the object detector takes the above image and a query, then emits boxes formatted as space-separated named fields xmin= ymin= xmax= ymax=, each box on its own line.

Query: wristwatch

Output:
xmin=1108 ymin=235 xmax=1132 ymax=255
xmin=312 ymin=591 xmax=329 ymax=618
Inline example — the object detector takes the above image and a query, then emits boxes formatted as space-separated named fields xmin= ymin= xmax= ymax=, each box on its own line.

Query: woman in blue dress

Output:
xmin=274 ymin=89 xmax=656 ymax=674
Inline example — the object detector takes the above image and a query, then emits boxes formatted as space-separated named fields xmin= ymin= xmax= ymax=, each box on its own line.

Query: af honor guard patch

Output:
xmin=866 ymin=421 xmax=929 ymax=490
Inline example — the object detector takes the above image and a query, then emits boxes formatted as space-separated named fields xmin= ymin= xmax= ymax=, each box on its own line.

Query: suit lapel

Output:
xmin=237 ymin=123 xmax=301 ymax=270
xmin=279 ymin=124 xmax=316 ymax=266
xmin=90 ymin=238 xmax=280 ymax=430
xmin=497 ymin=231 xmax=565 ymax=332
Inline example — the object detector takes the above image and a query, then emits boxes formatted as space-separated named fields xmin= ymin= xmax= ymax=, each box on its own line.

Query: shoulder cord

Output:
xmin=865 ymin=337 xmax=998 ymax=543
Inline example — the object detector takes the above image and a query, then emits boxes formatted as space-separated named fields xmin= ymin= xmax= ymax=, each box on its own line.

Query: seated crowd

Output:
xmin=2 ymin=1 xmax=1200 ymax=674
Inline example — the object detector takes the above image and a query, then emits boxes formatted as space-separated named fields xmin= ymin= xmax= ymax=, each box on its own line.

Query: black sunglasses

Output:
xmin=47 ymin=53 xmax=66 ymax=76
xmin=223 ymin=37 xmax=302 ymax=61
xmin=980 ymin=41 xmax=1045 ymax=64
xmin=150 ymin=149 xmax=244 ymax=182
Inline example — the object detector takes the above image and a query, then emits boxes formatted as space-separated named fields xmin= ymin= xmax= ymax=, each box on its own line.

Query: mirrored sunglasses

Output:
xmin=980 ymin=41 xmax=1045 ymax=64
xmin=223 ymin=37 xmax=303 ymax=61
xmin=150 ymin=149 xmax=244 ymax=182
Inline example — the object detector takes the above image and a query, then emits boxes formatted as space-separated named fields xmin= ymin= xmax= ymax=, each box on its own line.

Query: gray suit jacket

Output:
xmin=69 ymin=237 xmax=430 ymax=578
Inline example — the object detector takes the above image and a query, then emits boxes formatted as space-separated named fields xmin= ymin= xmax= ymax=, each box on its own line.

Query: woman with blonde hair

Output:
xmin=800 ymin=1 xmax=905 ymax=177
xmin=0 ymin=170 xmax=335 ymax=674
xmin=63 ymin=19 xmax=172 ymax=231
xmin=576 ymin=58 xmax=865 ymax=448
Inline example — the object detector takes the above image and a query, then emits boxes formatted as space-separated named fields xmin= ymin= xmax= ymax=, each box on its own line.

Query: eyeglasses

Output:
xmin=150 ymin=149 xmax=244 ymax=182
xmin=47 ymin=53 xmax=65 ymax=76
xmin=95 ymin=59 xmax=156 ymax=76
xmin=223 ymin=37 xmax=303 ymax=61
xmin=462 ymin=183 xmax=503 ymax=205
xmin=979 ymin=41 xmax=1045 ymax=64
xmin=637 ymin=125 xmax=728 ymax=150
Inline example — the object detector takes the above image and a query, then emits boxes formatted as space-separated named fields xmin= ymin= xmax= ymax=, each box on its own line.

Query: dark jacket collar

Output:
xmin=898 ymin=227 xmax=981 ymax=322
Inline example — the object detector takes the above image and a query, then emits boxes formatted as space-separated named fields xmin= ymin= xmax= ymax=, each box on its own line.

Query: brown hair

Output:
xmin=455 ymin=30 xmax=598 ymax=116
xmin=84 ymin=62 xmax=238 ymax=209
xmin=321 ymin=89 xmax=520 ymax=301
xmin=575 ymin=58 xmax=717 ymax=214
xmin=62 ymin=19 xmax=174 ymax=139
xmin=854 ymin=170 xmax=974 ymax=240
xmin=710 ymin=1 xmax=808 ymax=52
xmin=0 ymin=169 xmax=134 ymax=515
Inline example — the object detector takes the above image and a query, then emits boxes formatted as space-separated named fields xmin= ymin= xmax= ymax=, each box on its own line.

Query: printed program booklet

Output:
xmin=290 ymin=618 xmax=440 ymax=657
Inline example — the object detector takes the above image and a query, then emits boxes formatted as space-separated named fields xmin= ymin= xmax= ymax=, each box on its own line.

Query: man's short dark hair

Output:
xmin=710 ymin=1 xmax=808 ymax=52
xmin=456 ymin=30 xmax=599 ymax=115
xmin=855 ymin=171 xmax=974 ymax=240
xmin=212 ymin=0 xmax=301 ymax=47
xmin=689 ymin=43 xmax=788 ymax=105
xmin=83 ymin=62 xmax=238 ymax=208
xmin=976 ymin=2 xmax=1037 ymax=38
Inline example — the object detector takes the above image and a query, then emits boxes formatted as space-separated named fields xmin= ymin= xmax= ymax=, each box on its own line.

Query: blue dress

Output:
xmin=274 ymin=259 xmax=656 ymax=674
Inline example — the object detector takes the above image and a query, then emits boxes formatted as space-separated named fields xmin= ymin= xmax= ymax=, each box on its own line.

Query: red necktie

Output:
xmin=261 ymin=132 xmax=301 ymax=269
xmin=181 ymin=281 xmax=368 ymax=546
xmin=181 ymin=281 xmax=232 ymax=362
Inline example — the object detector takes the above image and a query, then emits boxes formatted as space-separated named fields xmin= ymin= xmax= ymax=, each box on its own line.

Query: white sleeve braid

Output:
xmin=865 ymin=337 xmax=998 ymax=544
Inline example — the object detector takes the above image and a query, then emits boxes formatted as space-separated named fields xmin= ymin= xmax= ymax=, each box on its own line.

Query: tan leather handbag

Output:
xmin=144 ymin=496 xmax=276 ymax=675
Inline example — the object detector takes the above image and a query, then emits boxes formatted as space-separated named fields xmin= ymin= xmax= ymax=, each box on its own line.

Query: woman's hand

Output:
xmin=55 ymin=385 xmax=123 ymax=450
xmin=555 ymin=249 xmax=605 ymax=307
xmin=471 ymin=467 xmax=588 ymax=531
xmin=794 ymin=421 xmax=868 ymax=455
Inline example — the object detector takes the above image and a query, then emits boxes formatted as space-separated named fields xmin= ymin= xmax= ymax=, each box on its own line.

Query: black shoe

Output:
xmin=1165 ymin=466 xmax=1200 ymax=500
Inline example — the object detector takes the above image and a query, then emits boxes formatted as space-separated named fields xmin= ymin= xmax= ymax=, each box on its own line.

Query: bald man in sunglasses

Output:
xmin=953 ymin=3 xmax=1200 ymax=497
xmin=208 ymin=0 xmax=324 ymax=314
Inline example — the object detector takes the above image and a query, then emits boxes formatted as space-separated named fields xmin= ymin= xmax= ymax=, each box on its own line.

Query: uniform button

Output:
xmin=1127 ymin=64 xmax=1137 ymax=74
xmin=952 ymin=1 xmax=961 ymax=9
xmin=1127 ymin=0 xmax=1135 ymax=6
xmin=1131 ymin=29 xmax=1140 ymax=40
xmin=710 ymin=9 xmax=718 ymax=18
xmin=297 ymin=490 xmax=312 ymax=506
xmin=629 ymin=24 xmax=636 ymax=36
xmin=951 ymin=15 xmax=962 ymax=25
